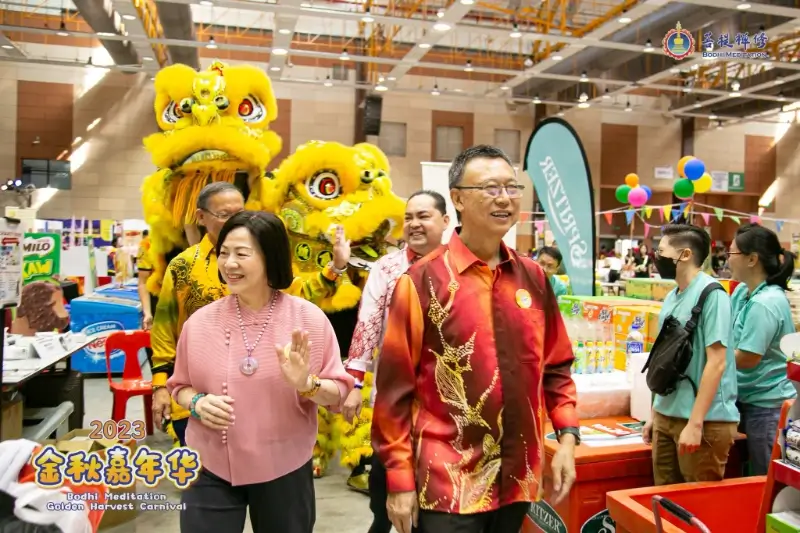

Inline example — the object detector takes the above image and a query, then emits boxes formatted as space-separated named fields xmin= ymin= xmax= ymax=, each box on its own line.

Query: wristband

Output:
xmin=299 ymin=375 xmax=322 ymax=398
xmin=354 ymin=383 xmax=364 ymax=390
xmin=190 ymin=393 xmax=206 ymax=419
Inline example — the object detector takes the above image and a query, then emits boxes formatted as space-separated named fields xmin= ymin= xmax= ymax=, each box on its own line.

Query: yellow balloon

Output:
xmin=677 ymin=156 xmax=695 ymax=178
xmin=625 ymin=173 xmax=639 ymax=187
xmin=693 ymin=173 xmax=712 ymax=194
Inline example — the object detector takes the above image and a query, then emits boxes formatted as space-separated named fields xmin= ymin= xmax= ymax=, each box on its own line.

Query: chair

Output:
xmin=104 ymin=330 xmax=153 ymax=436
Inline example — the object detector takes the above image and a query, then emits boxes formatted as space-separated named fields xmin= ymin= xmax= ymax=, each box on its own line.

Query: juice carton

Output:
xmin=612 ymin=305 xmax=662 ymax=370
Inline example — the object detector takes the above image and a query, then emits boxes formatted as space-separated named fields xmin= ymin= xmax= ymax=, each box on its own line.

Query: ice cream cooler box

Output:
xmin=69 ymin=294 xmax=142 ymax=374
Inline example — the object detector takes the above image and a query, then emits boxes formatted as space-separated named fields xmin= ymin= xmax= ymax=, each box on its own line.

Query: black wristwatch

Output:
xmin=556 ymin=426 xmax=581 ymax=445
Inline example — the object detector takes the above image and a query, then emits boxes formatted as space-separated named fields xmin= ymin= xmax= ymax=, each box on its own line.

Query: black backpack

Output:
xmin=642 ymin=282 xmax=724 ymax=396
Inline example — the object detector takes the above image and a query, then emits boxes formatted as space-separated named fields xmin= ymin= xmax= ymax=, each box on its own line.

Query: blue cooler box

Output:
xmin=93 ymin=281 xmax=140 ymax=301
xmin=70 ymin=295 xmax=142 ymax=374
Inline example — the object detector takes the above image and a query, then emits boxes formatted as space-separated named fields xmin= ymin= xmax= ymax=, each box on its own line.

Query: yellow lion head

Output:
xmin=260 ymin=141 xmax=405 ymax=311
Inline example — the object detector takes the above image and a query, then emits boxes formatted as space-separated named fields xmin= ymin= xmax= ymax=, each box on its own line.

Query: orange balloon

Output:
xmin=625 ymin=173 xmax=639 ymax=187
xmin=677 ymin=156 xmax=695 ymax=179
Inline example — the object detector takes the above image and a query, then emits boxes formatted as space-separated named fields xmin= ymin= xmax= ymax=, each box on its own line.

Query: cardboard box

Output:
xmin=624 ymin=278 xmax=653 ymax=299
xmin=1 ymin=396 xmax=22 ymax=441
xmin=767 ymin=511 xmax=800 ymax=533
xmin=651 ymin=280 xmax=677 ymax=301
xmin=45 ymin=429 xmax=139 ymax=530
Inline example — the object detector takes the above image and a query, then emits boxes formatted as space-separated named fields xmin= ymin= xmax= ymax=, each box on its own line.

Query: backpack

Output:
xmin=642 ymin=282 xmax=724 ymax=396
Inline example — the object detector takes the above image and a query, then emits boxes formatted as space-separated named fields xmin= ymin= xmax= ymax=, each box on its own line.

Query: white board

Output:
xmin=420 ymin=162 xmax=517 ymax=249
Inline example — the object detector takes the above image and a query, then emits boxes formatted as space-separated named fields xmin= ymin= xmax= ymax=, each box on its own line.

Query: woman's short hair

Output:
xmin=216 ymin=211 xmax=294 ymax=290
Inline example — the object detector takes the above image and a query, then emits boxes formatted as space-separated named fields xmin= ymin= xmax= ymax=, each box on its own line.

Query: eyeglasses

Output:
xmin=204 ymin=208 xmax=242 ymax=221
xmin=454 ymin=184 xmax=525 ymax=198
xmin=725 ymin=251 xmax=742 ymax=259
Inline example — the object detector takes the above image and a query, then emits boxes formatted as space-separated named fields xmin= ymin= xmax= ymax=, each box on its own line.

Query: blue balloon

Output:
xmin=641 ymin=185 xmax=652 ymax=201
xmin=684 ymin=158 xmax=705 ymax=181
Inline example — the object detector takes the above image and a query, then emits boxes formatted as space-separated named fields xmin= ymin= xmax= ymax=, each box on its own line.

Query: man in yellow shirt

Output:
xmin=151 ymin=182 xmax=352 ymax=446
xmin=136 ymin=230 xmax=155 ymax=330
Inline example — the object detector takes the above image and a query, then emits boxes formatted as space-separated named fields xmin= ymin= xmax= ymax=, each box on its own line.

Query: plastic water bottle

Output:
xmin=586 ymin=342 xmax=596 ymax=374
xmin=605 ymin=341 xmax=615 ymax=373
xmin=625 ymin=324 xmax=645 ymax=383
xmin=574 ymin=341 xmax=586 ymax=374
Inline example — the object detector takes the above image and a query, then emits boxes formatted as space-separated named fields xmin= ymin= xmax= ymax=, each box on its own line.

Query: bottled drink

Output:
xmin=586 ymin=342 xmax=596 ymax=374
xmin=625 ymin=324 xmax=645 ymax=383
xmin=605 ymin=341 xmax=615 ymax=373
xmin=571 ymin=340 xmax=578 ymax=374
xmin=574 ymin=341 xmax=586 ymax=374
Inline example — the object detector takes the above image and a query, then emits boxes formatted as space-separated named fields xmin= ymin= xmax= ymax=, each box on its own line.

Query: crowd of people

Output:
xmin=132 ymin=144 xmax=797 ymax=533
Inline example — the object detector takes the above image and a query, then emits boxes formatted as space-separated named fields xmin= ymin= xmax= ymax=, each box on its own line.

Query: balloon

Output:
xmin=677 ymin=155 xmax=695 ymax=178
xmin=693 ymin=173 xmax=712 ymax=194
xmin=625 ymin=173 xmax=639 ymax=187
xmin=628 ymin=187 xmax=648 ymax=207
xmin=673 ymin=178 xmax=695 ymax=199
xmin=615 ymin=184 xmax=631 ymax=204
xmin=641 ymin=185 xmax=653 ymax=201
xmin=684 ymin=158 xmax=706 ymax=181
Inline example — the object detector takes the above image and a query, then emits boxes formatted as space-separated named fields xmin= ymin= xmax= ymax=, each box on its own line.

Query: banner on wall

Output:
xmin=22 ymin=233 xmax=62 ymax=285
xmin=524 ymin=118 xmax=596 ymax=296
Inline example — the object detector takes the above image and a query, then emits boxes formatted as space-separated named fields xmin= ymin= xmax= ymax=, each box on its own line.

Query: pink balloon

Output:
xmin=628 ymin=186 xmax=648 ymax=207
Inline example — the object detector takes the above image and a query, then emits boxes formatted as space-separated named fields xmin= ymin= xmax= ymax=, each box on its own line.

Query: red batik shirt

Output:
xmin=372 ymin=231 xmax=578 ymax=514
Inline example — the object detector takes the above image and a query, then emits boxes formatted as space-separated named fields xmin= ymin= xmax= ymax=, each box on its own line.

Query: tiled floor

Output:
xmin=83 ymin=376 xmax=374 ymax=532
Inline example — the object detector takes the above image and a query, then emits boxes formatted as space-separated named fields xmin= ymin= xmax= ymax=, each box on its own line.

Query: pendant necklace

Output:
xmin=236 ymin=292 xmax=279 ymax=376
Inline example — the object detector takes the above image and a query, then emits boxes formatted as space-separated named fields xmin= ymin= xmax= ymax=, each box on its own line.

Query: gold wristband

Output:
xmin=322 ymin=264 xmax=339 ymax=282
xmin=299 ymin=375 xmax=322 ymax=398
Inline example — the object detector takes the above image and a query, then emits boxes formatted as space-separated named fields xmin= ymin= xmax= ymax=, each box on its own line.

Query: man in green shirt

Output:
xmin=537 ymin=246 xmax=569 ymax=299
xmin=643 ymin=224 xmax=739 ymax=485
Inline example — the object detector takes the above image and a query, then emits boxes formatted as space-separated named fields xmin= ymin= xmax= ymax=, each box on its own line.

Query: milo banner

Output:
xmin=22 ymin=233 xmax=62 ymax=285
xmin=524 ymin=118 xmax=596 ymax=296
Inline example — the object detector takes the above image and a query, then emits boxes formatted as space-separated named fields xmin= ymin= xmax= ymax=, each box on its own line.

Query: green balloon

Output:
xmin=615 ymin=184 xmax=631 ymax=203
xmin=673 ymin=178 xmax=695 ymax=199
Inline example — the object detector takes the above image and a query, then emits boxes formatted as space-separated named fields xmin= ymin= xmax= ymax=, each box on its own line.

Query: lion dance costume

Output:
xmin=140 ymin=61 xmax=405 ymax=489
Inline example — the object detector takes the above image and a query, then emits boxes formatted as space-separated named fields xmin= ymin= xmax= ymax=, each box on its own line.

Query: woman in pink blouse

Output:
xmin=167 ymin=211 xmax=354 ymax=533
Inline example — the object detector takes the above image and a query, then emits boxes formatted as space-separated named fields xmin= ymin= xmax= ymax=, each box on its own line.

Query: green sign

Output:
xmin=528 ymin=500 xmax=567 ymax=533
xmin=581 ymin=509 xmax=617 ymax=533
xmin=22 ymin=233 xmax=61 ymax=285
xmin=728 ymin=172 xmax=745 ymax=192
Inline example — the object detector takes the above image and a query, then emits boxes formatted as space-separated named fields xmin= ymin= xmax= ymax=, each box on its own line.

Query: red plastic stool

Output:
xmin=105 ymin=330 xmax=154 ymax=435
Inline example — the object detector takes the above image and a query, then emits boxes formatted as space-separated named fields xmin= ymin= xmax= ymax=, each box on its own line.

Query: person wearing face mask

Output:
xmin=537 ymin=246 xmax=569 ymax=299
xmin=341 ymin=190 xmax=450 ymax=533
xmin=642 ymin=224 xmax=739 ymax=485
xmin=727 ymin=224 xmax=797 ymax=475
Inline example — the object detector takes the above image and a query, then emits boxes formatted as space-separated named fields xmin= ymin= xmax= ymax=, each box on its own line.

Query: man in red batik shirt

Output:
xmin=372 ymin=145 xmax=579 ymax=533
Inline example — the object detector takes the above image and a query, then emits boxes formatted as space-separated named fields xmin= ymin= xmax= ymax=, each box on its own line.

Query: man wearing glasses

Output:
xmin=373 ymin=145 xmax=579 ymax=533
xmin=151 ymin=182 xmax=351 ymax=446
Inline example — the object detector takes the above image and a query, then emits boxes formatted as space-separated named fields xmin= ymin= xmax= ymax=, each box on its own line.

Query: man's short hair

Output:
xmin=197 ymin=182 xmax=242 ymax=210
xmin=408 ymin=190 xmax=447 ymax=216
xmin=661 ymin=224 xmax=711 ymax=267
xmin=538 ymin=246 xmax=563 ymax=266
xmin=448 ymin=145 xmax=514 ymax=189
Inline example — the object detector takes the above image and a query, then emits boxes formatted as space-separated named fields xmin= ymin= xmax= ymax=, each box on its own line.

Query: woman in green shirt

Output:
xmin=537 ymin=246 xmax=569 ymax=299
xmin=728 ymin=224 xmax=798 ymax=475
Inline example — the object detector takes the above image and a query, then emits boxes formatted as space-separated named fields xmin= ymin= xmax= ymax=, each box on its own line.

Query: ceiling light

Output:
xmin=278 ymin=28 xmax=291 ymax=35
xmin=578 ymin=92 xmax=588 ymax=102
xmin=87 ymin=118 xmax=101 ymax=131
xmin=387 ymin=76 xmax=396 ymax=81
xmin=199 ymin=0 xmax=213 ymax=5
xmin=436 ymin=9 xmax=445 ymax=18
xmin=324 ymin=76 xmax=332 ymax=87
xmin=122 ymin=14 xmax=136 ymax=20
xmin=729 ymin=91 xmax=741 ymax=97
xmin=378 ymin=76 xmax=384 ymax=83
xmin=510 ymin=24 xmax=521 ymax=39
xmin=361 ymin=9 xmax=374 ymax=23
xmin=603 ymin=89 xmax=610 ymax=99
xmin=270 ymin=66 xmax=281 ymax=71
xmin=300 ymin=2 xmax=312 ymax=6
xmin=625 ymin=101 xmax=632 ymax=112
xmin=375 ymin=84 xmax=388 ymax=92
xmin=557 ymin=110 xmax=564 ymax=117
xmin=693 ymin=101 xmax=701 ymax=108
xmin=460 ymin=0 xmax=474 ymax=4
xmin=670 ymin=67 xmax=680 ymax=74
xmin=207 ymin=36 xmax=217 ymax=49
xmin=97 ymin=31 xmax=115 ymax=37
xmin=618 ymin=14 xmax=631 ymax=24
xmin=142 ymin=56 xmax=153 ymax=61
xmin=339 ymin=49 xmax=349 ymax=60
xmin=1 ymin=44 xmax=13 ymax=50
xmin=500 ymin=85 xmax=510 ymax=91
xmin=57 ymin=21 xmax=69 ymax=37
xmin=433 ymin=22 xmax=451 ymax=32
xmin=464 ymin=60 xmax=473 ymax=72
xmin=272 ymin=48 xmax=288 ymax=56
xmin=731 ymin=81 xmax=740 ymax=91
xmin=775 ymin=77 xmax=785 ymax=85
xmin=737 ymin=2 xmax=751 ymax=9
xmin=778 ymin=92 xmax=786 ymax=101
xmin=419 ymin=43 xmax=431 ymax=49
xmin=578 ymin=102 xmax=590 ymax=109
xmin=709 ymin=114 xmax=717 ymax=120
xmin=579 ymin=71 xmax=588 ymax=82
xmin=524 ymin=57 xmax=534 ymax=68
xmin=644 ymin=39 xmax=653 ymax=52
xmin=551 ymin=54 xmax=563 ymax=61
xmin=431 ymin=84 xmax=440 ymax=96
xmin=533 ymin=95 xmax=541 ymax=104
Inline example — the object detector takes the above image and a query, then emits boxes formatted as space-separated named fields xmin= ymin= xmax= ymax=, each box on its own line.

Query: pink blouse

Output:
xmin=167 ymin=293 xmax=354 ymax=486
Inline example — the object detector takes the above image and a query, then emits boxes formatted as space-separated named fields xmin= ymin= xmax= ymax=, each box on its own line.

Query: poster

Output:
xmin=22 ymin=233 xmax=62 ymax=285
xmin=0 ymin=218 xmax=24 ymax=307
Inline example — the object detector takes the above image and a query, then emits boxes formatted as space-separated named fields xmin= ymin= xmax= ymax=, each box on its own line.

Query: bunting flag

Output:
xmin=750 ymin=215 xmax=761 ymax=225
xmin=700 ymin=213 xmax=710 ymax=225
xmin=519 ymin=212 xmax=531 ymax=222
xmin=776 ymin=220 xmax=785 ymax=233
xmin=534 ymin=220 xmax=545 ymax=234
xmin=662 ymin=205 xmax=672 ymax=222
xmin=683 ymin=203 xmax=691 ymax=217
xmin=603 ymin=212 xmax=614 ymax=225
xmin=679 ymin=202 xmax=688 ymax=215
xmin=731 ymin=215 xmax=741 ymax=225
xmin=644 ymin=223 xmax=651 ymax=238
xmin=644 ymin=206 xmax=653 ymax=218
xmin=625 ymin=209 xmax=635 ymax=225
xmin=714 ymin=207 xmax=724 ymax=221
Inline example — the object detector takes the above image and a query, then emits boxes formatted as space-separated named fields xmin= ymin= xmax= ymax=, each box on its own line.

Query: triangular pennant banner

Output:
xmin=603 ymin=212 xmax=614 ymax=225
xmin=519 ymin=212 xmax=531 ymax=222
xmin=731 ymin=215 xmax=741 ymax=225
xmin=679 ymin=202 xmax=688 ymax=215
xmin=625 ymin=209 xmax=635 ymax=225
xmin=776 ymin=220 xmax=785 ymax=233
xmin=750 ymin=216 xmax=761 ymax=225
xmin=714 ymin=207 xmax=724 ymax=221
xmin=683 ymin=204 xmax=691 ymax=216
xmin=644 ymin=206 xmax=653 ymax=219
xmin=700 ymin=212 xmax=710 ymax=225
xmin=644 ymin=223 xmax=651 ymax=238
xmin=662 ymin=205 xmax=672 ymax=222
xmin=534 ymin=220 xmax=545 ymax=234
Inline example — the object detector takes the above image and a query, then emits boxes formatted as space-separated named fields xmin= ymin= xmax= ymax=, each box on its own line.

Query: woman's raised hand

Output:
xmin=275 ymin=329 xmax=312 ymax=391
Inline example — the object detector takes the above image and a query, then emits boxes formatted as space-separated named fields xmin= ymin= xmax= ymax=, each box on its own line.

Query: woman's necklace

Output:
xmin=235 ymin=292 xmax=279 ymax=376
